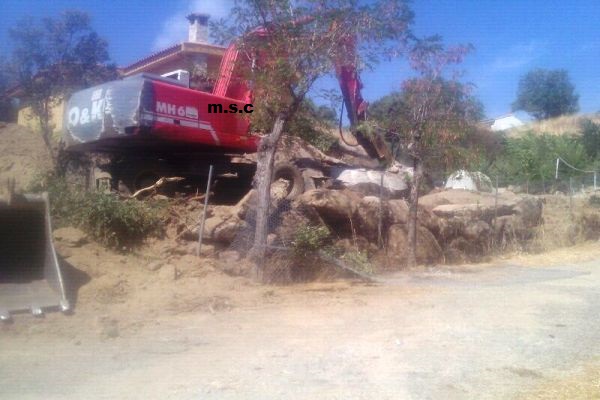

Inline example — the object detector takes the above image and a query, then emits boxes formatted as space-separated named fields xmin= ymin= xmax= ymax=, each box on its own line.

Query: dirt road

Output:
xmin=2 ymin=258 xmax=600 ymax=399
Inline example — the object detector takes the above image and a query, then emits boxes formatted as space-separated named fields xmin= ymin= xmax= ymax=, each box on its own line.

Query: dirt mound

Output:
xmin=0 ymin=122 xmax=52 ymax=194
xmin=2 ymin=228 xmax=264 ymax=338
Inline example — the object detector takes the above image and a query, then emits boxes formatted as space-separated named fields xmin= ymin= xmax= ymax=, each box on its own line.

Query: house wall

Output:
xmin=17 ymin=99 xmax=65 ymax=138
xmin=127 ymin=54 xmax=222 ymax=80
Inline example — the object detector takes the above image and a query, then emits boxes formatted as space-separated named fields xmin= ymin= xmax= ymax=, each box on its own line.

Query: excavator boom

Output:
xmin=333 ymin=37 xmax=393 ymax=163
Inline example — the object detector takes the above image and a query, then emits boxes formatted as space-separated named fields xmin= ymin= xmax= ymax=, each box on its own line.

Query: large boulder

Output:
xmin=431 ymin=203 xmax=512 ymax=223
xmin=416 ymin=226 xmax=444 ymax=264
xmin=298 ymin=189 xmax=360 ymax=232
xmin=334 ymin=235 xmax=378 ymax=255
xmin=463 ymin=220 xmax=491 ymax=241
xmin=493 ymin=214 xmax=530 ymax=243
xmin=388 ymin=199 xmax=440 ymax=238
xmin=331 ymin=165 xmax=411 ymax=198
xmin=181 ymin=214 xmax=246 ymax=244
xmin=274 ymin=205 xmax=321 ymax=243
xmin=514 ymin=196 xmax=543 ymax=228
xmin=420 ymin=189 xmax=518 ymax=212
xmin=213 ymin=218 xmax=248 ymax=243
xmin=389 ymin=199 xmax=409 ymax=224
xmin=354 ymin=196 xmax=391 ymax=241
xmin=415 ymin=188 xmax=544 ymax=261
xmin=445 ymin=170 xmax=493 ymax=192
xmin=385 ymin=224 xmax=443 ymax=266
xmin=385 ymin=224 xmax=409 ymax=264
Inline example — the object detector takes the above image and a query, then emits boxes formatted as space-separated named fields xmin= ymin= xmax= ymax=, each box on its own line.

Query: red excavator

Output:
xmin=61 ymin=23 xmax=391 ymax=197
xmin=1 ymin=21 xmax=399 ymax=319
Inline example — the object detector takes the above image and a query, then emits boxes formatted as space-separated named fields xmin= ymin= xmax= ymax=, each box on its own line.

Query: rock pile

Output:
xmin=179 ymin=185 xmax=543 ymax=270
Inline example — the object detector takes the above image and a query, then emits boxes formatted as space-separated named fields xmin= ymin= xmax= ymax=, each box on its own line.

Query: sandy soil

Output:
xmin=0 ymin=122 xmax=52 ymax=195
xmin=2 ymin=121 xmax=599 ymax=398
xmin=2 ymin=235 xmax=600 ymax=399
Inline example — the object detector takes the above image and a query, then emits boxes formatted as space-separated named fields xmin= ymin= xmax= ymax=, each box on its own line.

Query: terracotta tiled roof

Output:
xmin=120 ymin=42 xmax=227 ymax=76
xmin=120 ymin=43 xmax=181 ymax=74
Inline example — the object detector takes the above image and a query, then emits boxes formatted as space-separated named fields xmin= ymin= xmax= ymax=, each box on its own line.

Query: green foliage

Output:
xmin=367 ymin=91 xmax=407 ymax=128
xmin=212 ymin=0 xmax=414 ymax=130
xmin=10 ymin=10 xmax=116 ymax=92
xmin=251 ymin=98 xmax=338 ymax=152
xmin=487 ymin=131 xmax=590 ymax=187
xmin=0 ymin=57 xmax=16 ymax=121
xmin=290 ymin=100 xmax=337 ymax=152
xmin=512 ymin=68 xmax=579 ymax=120
xmin=369 ymin=80 xmax=487 ymax=179
xmin=581 ymin=119 xmax=600 ymax=159
xmin=29 ymin=174 xmax=164 ymax=249
xmin=8 ymin=10 xmax=116 ymax=157
xmin=340 ymin=250 xmax=373 ymax=275
xmin=291 ymin=225 xmax=331 ymax=257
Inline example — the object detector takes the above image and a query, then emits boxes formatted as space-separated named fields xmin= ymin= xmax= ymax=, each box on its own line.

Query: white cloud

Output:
xmin=152 ymin=0 xmax=234 ymax=51
xmin=490 ymin=41 xmax=542 ymax=71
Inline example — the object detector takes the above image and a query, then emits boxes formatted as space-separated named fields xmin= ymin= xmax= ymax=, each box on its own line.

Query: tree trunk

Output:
xmin=38 ymin=100 xmax=56 ymax=167
xmin=406 ymin=156 xmax=422 ymax=268
xmin=248 ymin=114 xmax=287 ymax=268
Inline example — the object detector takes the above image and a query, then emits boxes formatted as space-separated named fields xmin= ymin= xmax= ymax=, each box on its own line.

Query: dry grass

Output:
xmin=488 ymin=193 xmax=600 ymax=267
xmin=508 ymin=113 xmax=600 ymax=137
xmin=531 ymin=195 xmax=580 ymax=250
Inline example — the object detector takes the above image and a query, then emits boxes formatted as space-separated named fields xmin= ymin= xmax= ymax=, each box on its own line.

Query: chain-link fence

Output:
xmin=213 ymin=165 xmax=600 ymax=284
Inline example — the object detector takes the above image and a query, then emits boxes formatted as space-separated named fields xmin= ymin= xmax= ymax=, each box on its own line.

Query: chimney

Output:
xmin=187 ymin=13 xmax=210 ymax=44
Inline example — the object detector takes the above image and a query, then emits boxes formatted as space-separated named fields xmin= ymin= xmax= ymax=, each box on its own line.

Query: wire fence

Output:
xmin=217 ymin=162 xmax=600 ymax=284
xmin=490 ymin=157 xmax=600 ymax=195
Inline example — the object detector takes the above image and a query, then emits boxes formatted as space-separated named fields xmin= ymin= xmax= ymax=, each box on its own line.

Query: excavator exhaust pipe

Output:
xmin=0 ymin=193 xmax=69 ymax=320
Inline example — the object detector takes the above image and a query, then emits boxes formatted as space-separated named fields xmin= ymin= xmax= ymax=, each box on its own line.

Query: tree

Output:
xmin=396 ymin=38 xmax=476 ymax=267
xmin=369 ymin=84 xmax=485 ymax=179
xmin=251 ymin=97 xmax=338 ymax=152
xmin=512 ymin=68 xmax=579 ymax=120
xmin=9 ymin=10 xmax=117 ymax=163
xmin=581 ymin=118 xmax=600 ymax=159
xmin=0 ymin=57 xmax=17 ymax=121
xmin=489 ymin=131 xmax=590 ymax=192
xmin=214 ymin=0 xmax=414 ymax=268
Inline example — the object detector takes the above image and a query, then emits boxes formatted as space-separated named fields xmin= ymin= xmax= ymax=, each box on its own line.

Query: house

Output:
xmin=12 ymin=13 xmax=222 ymax=134
xmin=489 ymin=113 xmax=523 ymax=131
xmin=119 ymin=13 xmax=226 ymax=88
xmin=16 ymin=99 xmax=65 ymax=137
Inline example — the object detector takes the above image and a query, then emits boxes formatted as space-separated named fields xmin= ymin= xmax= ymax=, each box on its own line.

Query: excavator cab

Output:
xmin=0 ymin=193 xmax=69 ymax=320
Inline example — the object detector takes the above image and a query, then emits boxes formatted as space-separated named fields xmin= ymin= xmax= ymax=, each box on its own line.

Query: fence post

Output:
xmin=494 ymin=175 xmax=498 ymax=222
xmin=493 ymin=175 xmax=498 ymax=248
xmin=378 ymin=170 xmax=384 ymax=249
xmin=569 ymin=177 xmax=573 ymax=214
xmin=197 ymin=165 xmax=214 ymax=257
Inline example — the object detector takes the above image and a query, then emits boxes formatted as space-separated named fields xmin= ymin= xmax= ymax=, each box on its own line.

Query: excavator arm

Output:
xmin=215 ymin=16 xmax=394 ymax=163
xmin=333 ymin=37 xmax=393 ymax=163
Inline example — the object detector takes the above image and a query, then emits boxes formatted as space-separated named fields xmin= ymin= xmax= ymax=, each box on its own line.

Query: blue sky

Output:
xmin=1 ymin=0 xmax=600 ymax=118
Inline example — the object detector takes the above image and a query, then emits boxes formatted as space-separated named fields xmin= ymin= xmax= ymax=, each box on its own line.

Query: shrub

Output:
xmin=82 ymin=192 xmax=165 ymax=248
xmin=340 ymin=250 xmax=373 ymax=275
xmin=291 ymin=225 xmax=331 ymax=257
xmin=29 ymin=173 xmax=165 ymax=249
